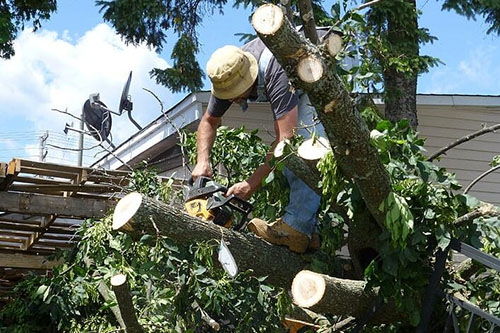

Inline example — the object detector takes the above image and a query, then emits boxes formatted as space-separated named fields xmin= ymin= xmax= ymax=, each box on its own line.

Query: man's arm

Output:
xmin=227 ymin=106 xmax=298 ymax=199
xmin=191 ymin=111 xmax=221 ymax=178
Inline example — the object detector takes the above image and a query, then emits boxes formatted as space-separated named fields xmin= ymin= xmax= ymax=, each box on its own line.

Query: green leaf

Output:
xmin=140 ymin=234 xmax=153 ymax=243
xmin=437 ymin=234 xmax=451 ymax=250
xmin=264 ymin=171 xmax=275 ymax=184
xmin=382 ymin=256 xmax=398 ymax=276
xmin=109 ymin=239 xmax=121 ymax=251
xmin=36 ymin=285 xmax=48 ymax=297
xmin=42 ymin=285 xmax=51 ymax=302
xmin=423 ymin=209 xmax=435 ymax=219
xmin=193 ymin=266 xmax=207 ymax=276
xmin=409 ymin=309 xmax=420 ymax=326
xmin=403 ymin=248 xmax=418 ymax=262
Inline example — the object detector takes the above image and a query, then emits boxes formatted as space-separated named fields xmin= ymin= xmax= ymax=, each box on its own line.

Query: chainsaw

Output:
xmin=184 ymin=177 xmax=253 ymax=231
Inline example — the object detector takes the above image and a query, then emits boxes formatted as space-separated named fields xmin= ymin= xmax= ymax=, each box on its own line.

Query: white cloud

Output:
xmin=457 ymin=45 xmax=496 ymax=86
xmin=420 ymin=44 xmax=500 ymax=94
xmin=0 ymin=24 xmax=176 ymax=165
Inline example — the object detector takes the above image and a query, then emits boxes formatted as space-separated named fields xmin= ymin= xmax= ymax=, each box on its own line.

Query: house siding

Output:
xmin=223 ymin=100 xmax=500 ymax=206
xmin=95 ymin=92 xmax=500 ymax=207
xmin=221 ymin=103 xmax=276 ymax=144
xmin=418 ymin=105 xmax=500 ymax=206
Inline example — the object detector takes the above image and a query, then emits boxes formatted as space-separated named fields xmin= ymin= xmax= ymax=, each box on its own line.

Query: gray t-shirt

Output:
xmin=207 ymin=38 xmax=298 ymax=120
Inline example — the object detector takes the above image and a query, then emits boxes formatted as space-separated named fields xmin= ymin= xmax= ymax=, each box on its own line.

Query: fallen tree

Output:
xmin=113 ymin=192 xmax=305 ymax=288
xmin=112 ymin=192 xmax=401 ymax=321
xmin=291 ymin=270 xmax=401 ymax=323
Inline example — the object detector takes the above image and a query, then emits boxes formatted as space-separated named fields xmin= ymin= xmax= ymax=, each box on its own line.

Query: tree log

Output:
xmin=111 ymin=273 xmax=144 ymax=333
xmin=97 ymin=281 xmax=126 ymax=329
xmin=113 ymin=193 xmax=403 ymax=321
xmin=274 ymin=138 xmax=329 ymax=196
xmin=252 ymin=4 xmax=391 ymax=228
xmin=112 ymin=192 xmax=306 ymax=288
xmin=323 ymin=32 xmax=343 ymax=57
xmin=291 ymin=270 xmax=401 ymax=323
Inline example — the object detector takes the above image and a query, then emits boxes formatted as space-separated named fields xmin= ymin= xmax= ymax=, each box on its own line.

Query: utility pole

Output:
xmin=77 ymin=108 xmax=84 ymax=167
xmin=39 ymin=131 xmax=49 ymax=162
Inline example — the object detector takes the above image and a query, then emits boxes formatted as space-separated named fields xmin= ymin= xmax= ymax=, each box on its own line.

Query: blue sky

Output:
xmin=0 ymin=0 xmax=498 ymax=165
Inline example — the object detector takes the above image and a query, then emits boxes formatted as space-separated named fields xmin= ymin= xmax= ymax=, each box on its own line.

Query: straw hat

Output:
xmin=206 ymin=45 xmax=258 ymax=100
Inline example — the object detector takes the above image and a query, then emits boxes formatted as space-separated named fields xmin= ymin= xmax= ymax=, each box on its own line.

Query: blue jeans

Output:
xmin=282 ymin=168 xmax=321 ymax=236
xmin=282 ymin=94 xmax=324 ymax=236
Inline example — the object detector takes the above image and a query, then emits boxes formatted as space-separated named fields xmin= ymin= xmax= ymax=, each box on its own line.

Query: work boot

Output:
xmin=247 ymin=218 xmax=309 ymax=253
xmin=308 ymin=232 xmax=321 ymax=251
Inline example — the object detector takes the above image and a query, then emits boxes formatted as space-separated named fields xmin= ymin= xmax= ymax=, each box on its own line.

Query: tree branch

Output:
xmin=297 ymin=0 xmax=318 ymax=44
xmin=428 ymin=123 xmax=500 ymax=162
xmin=356 ymin=0 xmax=385 ymax=11
xmin=463 ymin=165 xmax=500 ymax=195
xmin=143 ymin=87 xmax=191 ymax=174
xmin=252 ymin=4 xmax=391 ymax=228
xmin=111 ymin=273 xmax=144 ymax=333
xmin=453 ymin=204 xmax=499 ymax=228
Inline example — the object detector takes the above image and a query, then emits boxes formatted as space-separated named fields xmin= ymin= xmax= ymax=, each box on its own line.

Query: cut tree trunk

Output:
xmin=97 ymin=281 xmax=126 ymax=329
xmin=111 ymin=273 xmax=144 ymax=333
xmin=291 ymin=270 xmax=402 ymax=323
xmin=112 ymin=193 xmax=401 ymax=321
xmin=252 ymin=4 xmax=391 ymax=229
xmin=274 ymin=137 xmax=330 ymax=196
xmin=112 ymin=192 xmax=305 ymax=288
xmin=323 ymin=33 xmax=343 ymax=57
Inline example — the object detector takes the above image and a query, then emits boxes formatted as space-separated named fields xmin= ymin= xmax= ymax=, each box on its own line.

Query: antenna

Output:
xmin=62 ymin=71 xmax=142 ymax=154
xmin=119 ymin=71 xmax=142 ymax=130
xmin=82 ymin=99 xmax=112 ymax=142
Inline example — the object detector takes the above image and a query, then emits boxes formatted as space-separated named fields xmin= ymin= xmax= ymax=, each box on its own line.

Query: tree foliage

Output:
xmin=1 ymin=124 xmax=498 ymax=331
xmin=442 ymin=0 xmax=500 ymax=34
xmin=0 ymin=0 xmax=56 ymax=58
xmin=2 ymin=0 xmax=499 ymax=95
xmin=2 ymin=1 xmax=500 ymax=331
xmin=0 ymin=168 xmax=291 ymax=332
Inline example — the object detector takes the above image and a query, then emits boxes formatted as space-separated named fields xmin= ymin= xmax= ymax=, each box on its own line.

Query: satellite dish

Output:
xmin=74 ymin=71 xmax=141 ymax=147
xmin=118 ymin=71 xmax=142 ymax=130
xmin=82 ymin=99 xmax=112 ymax=141
xmin=119 ymin=71 xmax=133 ymax=113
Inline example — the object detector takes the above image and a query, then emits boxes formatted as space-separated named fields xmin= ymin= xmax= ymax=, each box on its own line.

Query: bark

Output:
xmin=111 ymin=274 xmax=144 ymax=333
xmin=379 ymin=0 xmax=419 ymax=129
xmin=252 ymin=4 xmax=391 ymax=229
xmin=291 ymin=270 xmax=402 ymax=323
xmin=97 ymin=281 xmax=126 ymax=329
xmin=112 ymin=193 xmax=405 ymax=322
xmin=297 ymin=0 xmax=318 ymax=44
xmin=454 ymin=259 xmax=481 ymax=281
xmin=274 ymin=137 xmax=329 ymax=196
xmin=347 ymin=208 xmax=381 ymax=277
xmin=112 ymin=192 xmax=305 ymax=287
xmin=281 ymin=153 xmax=322 ymax=195
xmin=383 ymin=69 xmax=418 ymax=129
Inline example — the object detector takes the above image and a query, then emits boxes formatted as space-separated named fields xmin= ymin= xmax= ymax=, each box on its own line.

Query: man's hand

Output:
xmin=192 ymin=162 xmax=213 ymax=179
xmin=227 ymin=181 xmax=253 ymax=200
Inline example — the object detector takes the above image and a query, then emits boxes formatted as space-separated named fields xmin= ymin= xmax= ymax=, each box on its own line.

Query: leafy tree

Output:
xmin=364 ymin=0 xmax=500 ymax=128
xmin=0 ymin=0 xmax=56 ymax=58
xmin=1 ymin=1 xmax=500 ymax=331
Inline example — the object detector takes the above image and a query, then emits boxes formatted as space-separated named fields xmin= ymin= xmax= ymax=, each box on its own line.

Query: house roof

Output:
xmin=91 ymin=91 xmax=210 ymax=170
xmin=92 ymin=92 xmax=500 ymax=171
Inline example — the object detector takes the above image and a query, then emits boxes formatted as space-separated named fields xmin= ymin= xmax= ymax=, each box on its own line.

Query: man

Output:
xmin=192 ymin=38 xmax=325 ymax=253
